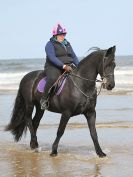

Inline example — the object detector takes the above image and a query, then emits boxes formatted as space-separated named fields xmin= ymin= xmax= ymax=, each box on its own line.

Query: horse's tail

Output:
xmin=5 ymin=89 xmax=27 ymax=142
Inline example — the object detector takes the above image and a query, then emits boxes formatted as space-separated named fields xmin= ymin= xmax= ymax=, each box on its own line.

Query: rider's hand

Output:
xmin=63 ymin=65 xmax=73 ymax=72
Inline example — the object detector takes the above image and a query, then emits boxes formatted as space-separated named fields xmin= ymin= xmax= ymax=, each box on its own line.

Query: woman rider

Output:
xmin=40 ymin=23 xmax=79 ymax=109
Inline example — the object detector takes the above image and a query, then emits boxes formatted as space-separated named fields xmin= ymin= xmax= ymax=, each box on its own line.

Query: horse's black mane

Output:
xmin=79 ymin=48 xmax=104 ymax=66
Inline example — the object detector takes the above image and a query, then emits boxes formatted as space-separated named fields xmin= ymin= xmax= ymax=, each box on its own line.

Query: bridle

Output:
xmin=100 ymin=55 xmax=115 ymax=79
xmin=69 ymin=51 xmax=115 ymax=98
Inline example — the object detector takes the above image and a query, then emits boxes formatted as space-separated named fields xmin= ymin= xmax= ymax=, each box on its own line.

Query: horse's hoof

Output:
xmin=50 ymin=151 xmax=58 ymax=157
xmin=98 ymin=152 xmax=106 ymax=158
xmin=30 ymin=142 xmax=38 ymax=149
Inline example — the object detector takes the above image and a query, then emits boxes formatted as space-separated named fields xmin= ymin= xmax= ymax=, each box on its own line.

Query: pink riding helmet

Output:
xmin=52 ymin=23 xmax=67 ymax=36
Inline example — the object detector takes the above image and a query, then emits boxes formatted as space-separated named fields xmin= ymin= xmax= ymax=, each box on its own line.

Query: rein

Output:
xmin=70 ymin=73 xmax=102 ymax=83
xmin=69 ymin=50 xmax=112 ymax=98
xmin=69 ymin=74 xmax=103 ymax=98
xmin=69 ymin=75 xmax=97 ymax=99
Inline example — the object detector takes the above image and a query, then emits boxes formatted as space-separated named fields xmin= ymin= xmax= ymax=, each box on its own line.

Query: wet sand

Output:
xmin=0 ymin=127 xmax=133 ymax=177
xmin=0 ymin=93 xmax=133 ymax=177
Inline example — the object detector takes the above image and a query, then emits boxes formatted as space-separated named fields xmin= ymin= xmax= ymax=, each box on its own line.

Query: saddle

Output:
xmin=37 ymin=73 xmax=68 ymax=96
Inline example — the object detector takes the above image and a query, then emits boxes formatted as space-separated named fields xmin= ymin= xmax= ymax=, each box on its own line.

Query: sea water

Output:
xmin=0 ymin=56 xmax=133 ymax=94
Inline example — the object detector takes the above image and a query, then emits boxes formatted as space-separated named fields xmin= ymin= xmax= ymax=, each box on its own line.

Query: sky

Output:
xmin=0 ymin=0 xmax=133 ymax=59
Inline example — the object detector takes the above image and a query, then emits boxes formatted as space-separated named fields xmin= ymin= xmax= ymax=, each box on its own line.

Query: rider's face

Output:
xmin=56 ymin=34 xmax=66 ymax=42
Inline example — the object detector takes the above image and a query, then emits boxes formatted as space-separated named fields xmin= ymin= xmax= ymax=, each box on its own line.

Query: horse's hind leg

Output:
xmin=50 ymin=113 xmax=70 ymax=156
xmin=25 ymin=103 xmax=38 ymax=149
xmin=84 ymin=111 xmax=106 ymax=157
xmin=32 ymin=102 xmax=44 ymax=146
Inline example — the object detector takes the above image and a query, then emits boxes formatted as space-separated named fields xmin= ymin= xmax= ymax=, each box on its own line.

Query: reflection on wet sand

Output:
xmin=0 ymin=142 xmax=110 ymax=177
xmin=0 ymin=128 xmax=133 ymax=177
xmin=1 ymin=146 xmax=42 ymax=177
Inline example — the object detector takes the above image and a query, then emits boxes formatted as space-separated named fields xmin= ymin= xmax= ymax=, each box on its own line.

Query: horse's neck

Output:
xmin=77 ymin=52 xmax=103 ymax=80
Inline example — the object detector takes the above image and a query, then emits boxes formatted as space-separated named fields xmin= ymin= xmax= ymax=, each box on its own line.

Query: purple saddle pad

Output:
xmin=37 ymin=77 xmax=66 ymax=95
xmin=37 ymin=77 xmax=47 ymax=93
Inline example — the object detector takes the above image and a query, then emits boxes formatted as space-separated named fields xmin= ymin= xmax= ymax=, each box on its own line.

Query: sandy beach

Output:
xmin=0 ymin=92 xmax=133 ymax=177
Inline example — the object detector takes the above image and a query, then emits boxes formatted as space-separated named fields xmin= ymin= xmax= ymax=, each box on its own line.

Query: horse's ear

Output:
xmin=106 ymin=46 xmax=116 ymax=56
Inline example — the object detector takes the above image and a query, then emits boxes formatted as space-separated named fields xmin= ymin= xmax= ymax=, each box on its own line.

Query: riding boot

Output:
xmin=40 ymin=76 xmax=53 ymax=110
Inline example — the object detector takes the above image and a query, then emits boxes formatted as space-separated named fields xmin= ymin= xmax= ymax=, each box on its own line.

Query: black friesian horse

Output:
xmin=6 ymin=46 xmax=116 ymax=157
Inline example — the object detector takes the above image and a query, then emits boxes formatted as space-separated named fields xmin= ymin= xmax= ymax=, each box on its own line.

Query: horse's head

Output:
xmin=99 ymin=46 xmax=116 ymax=90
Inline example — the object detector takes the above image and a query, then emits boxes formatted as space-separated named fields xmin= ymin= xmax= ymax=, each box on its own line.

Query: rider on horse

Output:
xmin=40 ymin=23 xmax=79 ymax=109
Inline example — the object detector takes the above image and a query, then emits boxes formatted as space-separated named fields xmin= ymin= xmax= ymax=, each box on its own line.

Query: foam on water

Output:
xmin=0 ymin=72 xmax=28 ymax=91
xmin=0 ymin=57 xmax=133 ymax=94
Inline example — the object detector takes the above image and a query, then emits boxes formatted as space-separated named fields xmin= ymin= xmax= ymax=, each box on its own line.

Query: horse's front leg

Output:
xmin=84 ymin=110 xmax=106 ymax=157
xmin=50 ymin=113 xmax=70 ymax=156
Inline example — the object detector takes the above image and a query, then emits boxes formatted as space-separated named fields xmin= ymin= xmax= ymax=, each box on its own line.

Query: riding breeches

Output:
xmin=43 ymin=65 xmax=63 ymax=98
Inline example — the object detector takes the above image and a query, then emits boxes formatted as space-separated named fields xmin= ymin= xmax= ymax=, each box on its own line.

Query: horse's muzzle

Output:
xmin=102 ymin=77 xmax=115 ymax=90
xmin=106 ymin=83 xmax=115 ymax=90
